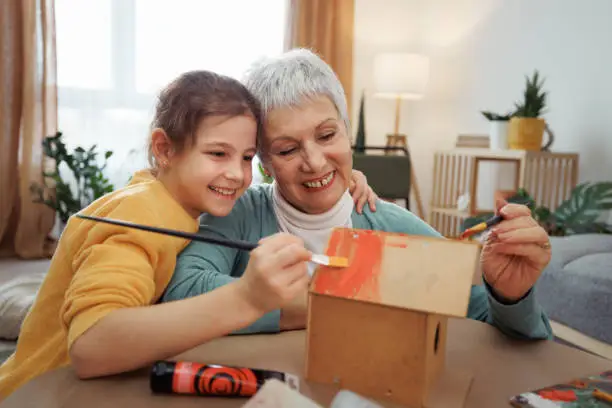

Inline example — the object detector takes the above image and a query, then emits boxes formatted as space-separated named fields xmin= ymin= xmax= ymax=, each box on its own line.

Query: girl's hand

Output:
xmin=480 ymin=198 xmax=552 ymax=302
xmin=239 ymin=233 xmax=311 ymax=314
xmin=349 ymin=169 xmax=378 ymax=214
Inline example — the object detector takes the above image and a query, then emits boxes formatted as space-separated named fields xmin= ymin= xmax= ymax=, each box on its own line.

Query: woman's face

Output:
xmin=262 ymin=95 xmax=352 ymax=214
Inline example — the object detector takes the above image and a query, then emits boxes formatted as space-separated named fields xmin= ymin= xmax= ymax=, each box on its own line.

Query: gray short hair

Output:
xmin=242 ymin=48 xmax=350 ymax=139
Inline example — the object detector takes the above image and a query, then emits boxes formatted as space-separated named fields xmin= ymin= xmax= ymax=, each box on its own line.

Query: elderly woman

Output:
xmin=162 ymin=49 xmax=553 ymax=340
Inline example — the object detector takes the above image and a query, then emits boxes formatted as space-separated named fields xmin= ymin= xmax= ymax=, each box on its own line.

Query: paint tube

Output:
xmin=149 ymin=360 xmax=299 ymax=397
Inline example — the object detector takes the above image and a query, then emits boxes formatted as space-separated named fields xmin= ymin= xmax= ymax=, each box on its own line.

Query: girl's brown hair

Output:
xmin=147 ymin=70 xmax=262 ymax=167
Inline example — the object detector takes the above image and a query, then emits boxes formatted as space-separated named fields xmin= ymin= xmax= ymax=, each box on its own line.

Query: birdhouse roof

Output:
xmin=310 ymin=228 xmax=481 ymax=318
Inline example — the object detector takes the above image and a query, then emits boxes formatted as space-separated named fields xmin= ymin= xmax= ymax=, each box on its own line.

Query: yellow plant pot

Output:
xmin=507 ymin=117 xmax=546 ymax=151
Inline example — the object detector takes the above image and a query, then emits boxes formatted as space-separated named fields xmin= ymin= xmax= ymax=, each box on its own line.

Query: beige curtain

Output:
xmin=285 ymin=0 xmax=355 ymax=119
xmin=0 ymin=0 xmax=57 ymax=259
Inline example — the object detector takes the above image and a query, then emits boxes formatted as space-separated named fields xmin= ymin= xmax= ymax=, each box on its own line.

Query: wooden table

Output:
xmin=1 ymin=318 xmax=609 ymax=408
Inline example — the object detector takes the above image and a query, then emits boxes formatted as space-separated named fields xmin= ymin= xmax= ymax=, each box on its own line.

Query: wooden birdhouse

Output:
xmin=305 ymin=228 xmax=480 ymax=408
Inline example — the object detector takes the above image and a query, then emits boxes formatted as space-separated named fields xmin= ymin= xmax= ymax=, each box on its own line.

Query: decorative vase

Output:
xmin=489 ymin=120 xmax=509 ymax=150
xmin=507 ymin=117 xmax=546 ymax=151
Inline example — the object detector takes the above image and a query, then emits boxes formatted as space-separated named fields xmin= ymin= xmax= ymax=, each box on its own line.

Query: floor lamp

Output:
xmin=372 ymin=52 xmax=429 ymax=220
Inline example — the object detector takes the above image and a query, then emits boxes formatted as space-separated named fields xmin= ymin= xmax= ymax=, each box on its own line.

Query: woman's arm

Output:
xmin=370 ymin=200 xmax=553 ymax=340
xmin=467 ymin=284 xmax=553 ymax=340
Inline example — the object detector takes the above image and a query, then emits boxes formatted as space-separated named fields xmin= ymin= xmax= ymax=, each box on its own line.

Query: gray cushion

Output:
xmin=536 ymin=234 xmax=612 ymax=344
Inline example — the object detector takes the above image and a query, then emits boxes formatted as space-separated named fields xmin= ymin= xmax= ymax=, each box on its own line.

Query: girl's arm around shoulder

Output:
xmin=64 ymin=204 xmax=267 ymax=380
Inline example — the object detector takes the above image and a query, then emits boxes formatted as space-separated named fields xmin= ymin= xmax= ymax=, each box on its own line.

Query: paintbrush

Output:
xmin=594 ymin=388 xmax=612 ymax=404
xmin=76 ymin=214 xmax=349 ymax=268
xmin=459 ymin=198 xmax=532 ymax=240
xmin=459 ymin=214 xmax=503 ymax=240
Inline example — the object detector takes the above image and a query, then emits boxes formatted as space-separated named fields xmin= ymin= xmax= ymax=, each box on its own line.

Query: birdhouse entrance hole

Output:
xmin=434 ymin=322 xmax=440 ymax=354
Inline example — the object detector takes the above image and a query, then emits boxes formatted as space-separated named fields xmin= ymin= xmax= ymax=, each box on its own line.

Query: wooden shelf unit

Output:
xmin=428 ymin=148 xmax=579 ymax=238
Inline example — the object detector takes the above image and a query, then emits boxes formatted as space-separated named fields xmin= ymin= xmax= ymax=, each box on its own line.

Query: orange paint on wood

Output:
xmin=387 ymin=243 xmax=408 ymax=248
xmin=312 ymin=229 xmax=384 ymax=301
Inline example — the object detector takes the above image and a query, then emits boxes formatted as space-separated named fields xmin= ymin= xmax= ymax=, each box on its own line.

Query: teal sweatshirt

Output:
xmin=163 ymin=184 xmax=553 ymax=340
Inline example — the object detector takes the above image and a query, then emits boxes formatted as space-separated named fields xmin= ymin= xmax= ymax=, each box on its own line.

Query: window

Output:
xmin=56 ymin=0 xmax=112 ymax=90
xmin=55 ymin=0 xmax=287 ymax=188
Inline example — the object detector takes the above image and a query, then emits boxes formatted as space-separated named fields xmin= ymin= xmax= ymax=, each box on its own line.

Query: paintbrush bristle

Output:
xmin=327 ymin=256 xmax=349 ymax=268
xmin=459 ymin=221 xmax=488 ymax=239
xmin=310 ymin=254 xmax=349 ymax=268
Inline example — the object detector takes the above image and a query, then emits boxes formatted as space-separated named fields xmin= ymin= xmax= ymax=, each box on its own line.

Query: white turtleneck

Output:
xmin=271 ymin=182 xmax=354 ymax=276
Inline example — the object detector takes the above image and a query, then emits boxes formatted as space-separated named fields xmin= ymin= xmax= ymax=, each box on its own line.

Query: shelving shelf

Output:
xmin=429 ymin=148 xmax=579 ymax=238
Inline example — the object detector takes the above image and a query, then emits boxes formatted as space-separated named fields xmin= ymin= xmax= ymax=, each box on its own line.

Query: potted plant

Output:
xmin=462 ymin=182 xmax=612 ymax=236
xmin=507 ymin=70 xmax=554 ymax=151
xmin=480 ymin=110 xmax=513 ymax=149
xmin=30 ymin=131 xmax=115 ymax=233
xmin=353 ymin=91 xmax=366 ymax=154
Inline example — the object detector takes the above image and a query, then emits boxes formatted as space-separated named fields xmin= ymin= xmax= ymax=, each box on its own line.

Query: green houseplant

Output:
xmin=30 ymin=131 xmax=115 ymax=226
xmin=507 ymin=70 xmax=554 ymax=151
xmin=480 ymin=111 xmax=513 ymax=121
xmin=512 ymin=70 xmax=547 ymax=118
xmin=462 ymin=182 xmax=612 ymax=236
xmin=353 ymin=91 xmax=366 ymax=153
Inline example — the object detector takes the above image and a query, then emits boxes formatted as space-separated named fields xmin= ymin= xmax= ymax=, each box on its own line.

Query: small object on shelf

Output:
xmin=455 ymin=134 xmax=490 ymax=148
xmin=456 ymin=192 xmax=470 ymax=212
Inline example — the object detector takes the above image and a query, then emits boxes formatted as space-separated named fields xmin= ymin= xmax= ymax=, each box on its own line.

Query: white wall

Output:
xmin=353 ymin=0 xmax=612 ymax=218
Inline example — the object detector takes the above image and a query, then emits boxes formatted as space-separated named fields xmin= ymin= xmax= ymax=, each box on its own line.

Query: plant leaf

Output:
xmin=554 ymin=182 xmax=612 ymax=226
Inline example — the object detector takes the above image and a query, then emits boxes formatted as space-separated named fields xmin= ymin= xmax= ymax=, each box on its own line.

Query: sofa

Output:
xmin=536 ymin=233 xmax=612 ymax=346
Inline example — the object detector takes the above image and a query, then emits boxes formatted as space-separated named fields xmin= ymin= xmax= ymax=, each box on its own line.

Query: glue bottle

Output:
xmin=149 ymin=360 xmax=299 ymax=397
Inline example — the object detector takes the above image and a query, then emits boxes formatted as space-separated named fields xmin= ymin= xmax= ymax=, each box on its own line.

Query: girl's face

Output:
xmin=161 ymin=114 xmax=257 ymax=218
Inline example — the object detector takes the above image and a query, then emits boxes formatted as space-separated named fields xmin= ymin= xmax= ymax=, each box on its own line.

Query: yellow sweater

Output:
xmin=0 ymin=170 xmax=199 ymax=399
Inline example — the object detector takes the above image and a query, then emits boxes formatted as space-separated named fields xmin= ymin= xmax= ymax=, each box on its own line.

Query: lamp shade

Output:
xmin=373 ymin=53 xmax=429 ymax=99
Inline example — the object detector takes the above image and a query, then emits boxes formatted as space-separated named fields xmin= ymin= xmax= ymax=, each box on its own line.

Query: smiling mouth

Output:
xmin=208 ymin=186 xmax=238 ymax=199
xmin=302 ymin=171 xmax=335 ymax=191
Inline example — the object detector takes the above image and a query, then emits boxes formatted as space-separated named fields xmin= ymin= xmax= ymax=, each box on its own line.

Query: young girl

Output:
xmin=0 ymin=70 xmax=376 ymax=399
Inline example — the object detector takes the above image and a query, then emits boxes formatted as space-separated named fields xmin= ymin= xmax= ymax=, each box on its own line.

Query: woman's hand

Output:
xmin=349 ymin=169 xmax=378 ymax=214
xmin=480 ymin=198 xmax=552 ymax=302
